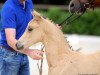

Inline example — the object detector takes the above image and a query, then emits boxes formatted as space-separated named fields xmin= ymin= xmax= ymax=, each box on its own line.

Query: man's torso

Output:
xmin=0 ymin=0 xmax=33 ymax=48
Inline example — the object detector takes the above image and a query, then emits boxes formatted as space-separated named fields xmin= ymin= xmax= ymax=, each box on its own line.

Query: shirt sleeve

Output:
xmin=30 ymin=0 xmax=34 ymax=19
xmin=1 ymin=7 xmax=16 ymax=29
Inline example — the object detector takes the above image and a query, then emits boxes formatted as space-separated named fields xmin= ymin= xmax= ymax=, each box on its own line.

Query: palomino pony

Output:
xmin=16 ymin=11 xmax=100 ymax=75
xmin=69 ymin=0 xmax=100 ymax=13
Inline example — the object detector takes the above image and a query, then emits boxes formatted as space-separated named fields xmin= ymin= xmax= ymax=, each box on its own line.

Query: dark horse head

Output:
xmin=69 ymin=0 xmax=95 ymax=14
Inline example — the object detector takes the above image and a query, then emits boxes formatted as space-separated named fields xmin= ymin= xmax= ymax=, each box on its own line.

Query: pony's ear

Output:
xmin=31 ymin=10 xmax=43 ymax=20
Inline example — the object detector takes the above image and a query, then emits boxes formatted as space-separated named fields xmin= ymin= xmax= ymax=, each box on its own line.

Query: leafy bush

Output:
xmin=40 ymin=7 xmax=100 ymax=36
xmin=65 ymin=9 xmax=100 ymax=35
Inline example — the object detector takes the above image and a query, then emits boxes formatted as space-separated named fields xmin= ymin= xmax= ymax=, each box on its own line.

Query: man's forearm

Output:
xmin=7 ymin=37 xmax=18 ymax=50
xmin=7 ymin=37 xmax=30 ymax=55
xmin=6 ymin=34 xmax=43 ymax=60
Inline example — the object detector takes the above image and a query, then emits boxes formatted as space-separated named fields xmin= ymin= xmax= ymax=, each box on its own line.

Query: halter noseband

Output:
xmin=79 ymin=0 xmax=95 ymax=13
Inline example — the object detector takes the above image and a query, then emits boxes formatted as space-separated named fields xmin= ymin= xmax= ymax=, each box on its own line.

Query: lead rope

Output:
xmin=58 ymin=7 xmax=84 ymax=26
xmin=37 ymin=45 xmax=45 ymax=75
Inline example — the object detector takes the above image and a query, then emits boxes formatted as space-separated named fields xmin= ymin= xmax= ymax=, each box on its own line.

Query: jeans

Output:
xmin=0 ymin=47 xmax=30 ymax=75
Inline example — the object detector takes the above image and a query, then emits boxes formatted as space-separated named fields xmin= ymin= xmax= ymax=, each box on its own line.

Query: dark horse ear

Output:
xmin=31 ymin=11 xmax=43 ymax=20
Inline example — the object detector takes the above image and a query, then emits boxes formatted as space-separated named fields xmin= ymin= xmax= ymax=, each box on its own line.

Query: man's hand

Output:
xmin=27 ymin=49 xmax=44 ymax=60
xmin=19 ymin=49 xmax=44 ymax=60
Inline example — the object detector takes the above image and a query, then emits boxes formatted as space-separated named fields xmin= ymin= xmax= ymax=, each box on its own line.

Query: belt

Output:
xmin=0 ymin=45 xmax=15 ymax=51
xmin=0 ymin=45 xmax=24 ymax=55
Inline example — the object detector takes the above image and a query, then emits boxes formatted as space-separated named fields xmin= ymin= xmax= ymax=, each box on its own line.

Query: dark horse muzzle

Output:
xmin=69 ymin=0 xmax=95 ymax=14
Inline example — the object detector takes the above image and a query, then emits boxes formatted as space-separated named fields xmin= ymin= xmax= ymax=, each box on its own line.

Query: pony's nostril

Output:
xmin=70 ymin=3 xmax=74 ymax=7
xmin=16 ymin=41 xmax=24 ymax=50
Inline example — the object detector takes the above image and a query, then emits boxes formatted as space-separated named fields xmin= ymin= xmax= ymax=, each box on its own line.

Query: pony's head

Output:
xmin=69 ymin=0 xmax=88 ymax=13
xmin=16 ymin=11 xmax=45 ymax=50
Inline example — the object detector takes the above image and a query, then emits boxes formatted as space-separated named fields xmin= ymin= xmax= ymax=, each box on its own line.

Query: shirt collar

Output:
xmin=12 ymin=0 xmax=28 ymax=5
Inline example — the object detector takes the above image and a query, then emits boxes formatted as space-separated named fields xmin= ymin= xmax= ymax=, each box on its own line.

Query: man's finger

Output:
xmin=38 ymin=55 xmax=44 ymax=60
xmin=39 ymin=51 xmax=44 ymax=55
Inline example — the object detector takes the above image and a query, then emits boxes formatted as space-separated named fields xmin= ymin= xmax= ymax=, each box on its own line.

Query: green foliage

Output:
xmin=66 ymin=9 xmax=100 ymax=35
xmin=39 ymin=7 xmax=100 ymax=36
xmin=47 ymin=7 xmax=64 ymax=24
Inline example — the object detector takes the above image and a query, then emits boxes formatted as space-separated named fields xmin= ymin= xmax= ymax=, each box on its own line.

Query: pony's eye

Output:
xmin=28 ymin=27 xmax=33 ymax=32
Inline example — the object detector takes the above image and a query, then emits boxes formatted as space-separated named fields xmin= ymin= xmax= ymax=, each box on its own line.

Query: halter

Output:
xmin=59 ymin=0 xmax=95 ymax=26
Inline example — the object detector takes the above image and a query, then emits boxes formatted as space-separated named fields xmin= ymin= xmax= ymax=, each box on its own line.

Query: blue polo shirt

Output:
xmin=1 ymin=0 xmax=33 ymax=48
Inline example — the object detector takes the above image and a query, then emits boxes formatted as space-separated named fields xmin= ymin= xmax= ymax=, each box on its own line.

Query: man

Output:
xmin=0 ymin=0 xmax=43 ymax=75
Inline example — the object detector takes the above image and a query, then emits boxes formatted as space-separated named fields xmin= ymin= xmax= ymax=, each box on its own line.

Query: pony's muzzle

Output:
xmin=16 ymin=41 xmax=24 ymax=50
xmin=69 ymin=3 xmax=75 ymax=13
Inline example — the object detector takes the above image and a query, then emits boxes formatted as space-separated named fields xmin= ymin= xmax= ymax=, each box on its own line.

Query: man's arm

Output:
xmin=5 ymin=28 xmax=17 ymax=50
xmin=5 ymin=28 xmax=43 ymax=60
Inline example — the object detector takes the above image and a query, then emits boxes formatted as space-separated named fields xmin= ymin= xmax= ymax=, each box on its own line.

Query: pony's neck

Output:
xmin=41 ymin=19 xmax=72 ymax=67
